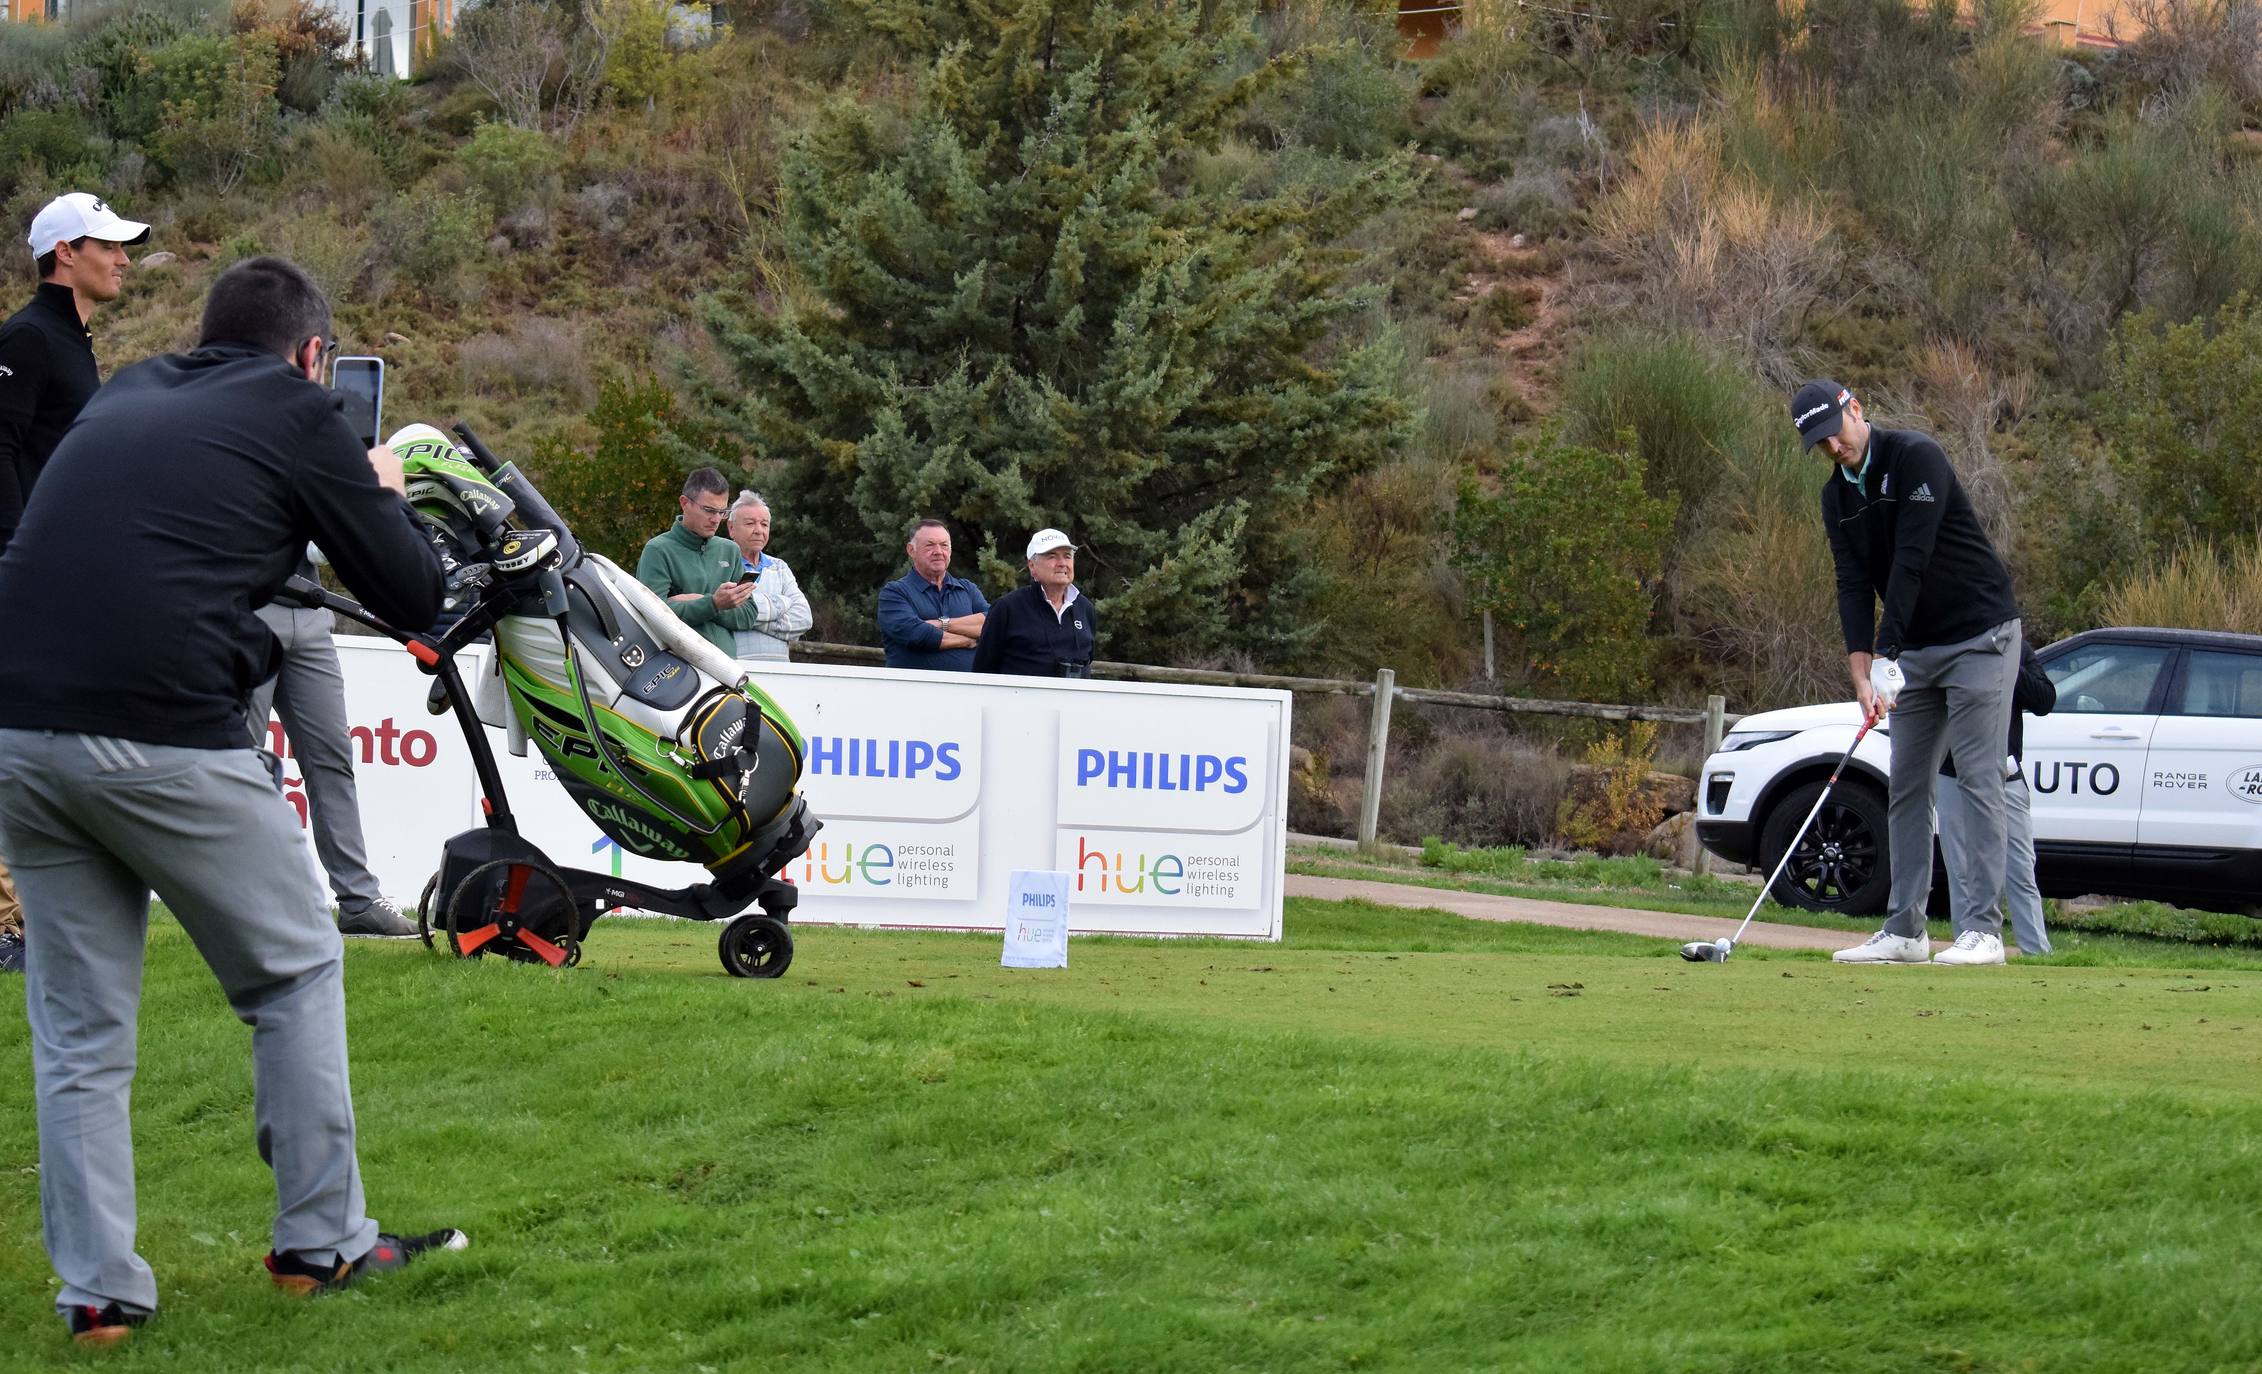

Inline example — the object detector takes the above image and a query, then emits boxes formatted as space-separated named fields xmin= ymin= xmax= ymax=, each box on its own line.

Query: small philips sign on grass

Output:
xmin=1002 ymin=870 xmax=1071 ymax=968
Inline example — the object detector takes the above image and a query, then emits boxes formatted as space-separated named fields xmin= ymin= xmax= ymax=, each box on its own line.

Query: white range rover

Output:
xmin=1694 ymin=627 xmax=2262 ymax=916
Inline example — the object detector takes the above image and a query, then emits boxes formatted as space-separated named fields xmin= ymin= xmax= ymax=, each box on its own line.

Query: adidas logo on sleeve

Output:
xmin=1910 ymin=482 xmax=1935 ymax=502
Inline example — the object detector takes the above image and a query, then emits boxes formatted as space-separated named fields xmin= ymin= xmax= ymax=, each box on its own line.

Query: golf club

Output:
xmin=1680 ymin=704 xmax=1884 ymax=963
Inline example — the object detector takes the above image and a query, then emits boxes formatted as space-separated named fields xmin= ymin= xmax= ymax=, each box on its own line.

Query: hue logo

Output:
xmin=1073 ymin=835 xmax=1187 ymax=896
xmin=807 ymin=736 xmax=962 ymax=781
xmin=1074 ymin=750 xmax=1248 ymax=794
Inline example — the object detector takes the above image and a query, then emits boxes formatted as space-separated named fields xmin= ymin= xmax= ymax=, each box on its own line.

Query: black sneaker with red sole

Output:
xmin=64 ymin=1301 xmax=148 ymax=1346
xmin=265 ymin=1227 xmax=468 ymax=1295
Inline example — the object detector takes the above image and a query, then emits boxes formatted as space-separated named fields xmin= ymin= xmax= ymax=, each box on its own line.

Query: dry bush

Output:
xmin=2103 ymin=540 xmax=2262 ymax=633
xmin=1588 ymin=118 xmax=1839 ymax=384
xmin=1378 ymin=726 xmax=1574 ymax=849
xmin=2107 ymin=0 xmax=2262 ymax=107
xmin=266 ymin=210 xmax=373 ymax=307
xmin=1677 ymin=440 xmax=1844 ymax=710
xmin=1879 ymin=339 xmax=2029 ymax=552
xmin=458 ymin=317 xmax=595 ymax=405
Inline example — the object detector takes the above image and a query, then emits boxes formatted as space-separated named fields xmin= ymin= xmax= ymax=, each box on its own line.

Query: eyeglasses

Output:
xmin=692 ymin=503 xmax=729 ymax=519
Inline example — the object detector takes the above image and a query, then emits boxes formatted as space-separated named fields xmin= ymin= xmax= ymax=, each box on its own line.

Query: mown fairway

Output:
xmin=5 ymin=899 xmax=2261 ymax=1373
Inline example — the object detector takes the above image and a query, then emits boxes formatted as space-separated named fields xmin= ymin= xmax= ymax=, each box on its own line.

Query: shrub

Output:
xmin=266 ymin=209 xmax=373 ymax=307
xmin=1674 ymin=432 xmax=1844 ymax=710
xmin=1259 ymin=37 xmax=1411 ymax=160
xmin=2102 ymin=541 xmax=2262 ymax=635
xmin=1299 ymin=455 xmax=1470 ymax=684
xmin=371 ymin=183 xmax=491 ymax=300
xmin=455 ymin=120 xmax=563 ymax=215
xmin=1588 ymin=118 xmax=1839 ymax=382
xmin=529 ymin=374 xmax=715 ymax=567
xmin=1378 ymin=728 xmax=1574 ymax=849
xmin=1453 ymin=428 xmax=1676 ymax=702
xmin=0 ymin=110 xmax=102 ymax=200
xmin=1555 ymin=721 xmax=1661 ymax=855
xmin=1472 ymin=168 xmax=1575 ymax=239
xmin=1560 ymin=331 xmax=1761 ymax=528
xmin=2100 ymin=295 xmax=2262 ymax=553
xmin=458 ymin=317 xmax=595 ymax=405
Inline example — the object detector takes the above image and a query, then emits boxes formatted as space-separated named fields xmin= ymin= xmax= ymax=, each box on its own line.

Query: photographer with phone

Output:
xmin=637 ymin=467 xmax=756 ymax=655
xmin=0 ymin=257 xmax=458 ymax=1344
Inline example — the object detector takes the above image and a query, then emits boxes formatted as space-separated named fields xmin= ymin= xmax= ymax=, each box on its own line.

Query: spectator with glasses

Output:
xmin=637 ymin=467 xmax=756 ymax=656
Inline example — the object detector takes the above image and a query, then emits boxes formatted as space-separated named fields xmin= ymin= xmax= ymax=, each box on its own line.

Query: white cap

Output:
xmin=1025 ymin=528 xmax=1076 ymax=560
xmin=28 ymin=193 xmax=151 ymax=256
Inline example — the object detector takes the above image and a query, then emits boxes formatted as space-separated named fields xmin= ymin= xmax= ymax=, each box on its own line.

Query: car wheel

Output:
xmin=1759 ymin=779 xmax=1891 ymax=915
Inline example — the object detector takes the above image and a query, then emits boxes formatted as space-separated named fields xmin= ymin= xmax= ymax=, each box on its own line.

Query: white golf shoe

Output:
xmin=1931 ymin=931 xmax=2006 ymax=966
xmin=1831 ymin=930 xmax=1931 ymax=964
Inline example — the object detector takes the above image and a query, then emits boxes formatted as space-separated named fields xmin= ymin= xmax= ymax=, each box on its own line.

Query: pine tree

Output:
xmin=702 ymin=0 xmax=1416 ymax=663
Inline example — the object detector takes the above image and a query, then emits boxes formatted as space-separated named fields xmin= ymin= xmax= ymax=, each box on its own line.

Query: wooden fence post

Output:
xmin=1357 ymin=667 xmax=1396 ymax=851
xmin=1481 ymin=610 xmax=1495 ymax=682
xmin=1693 ymin=693 xmax=1725 ymax=876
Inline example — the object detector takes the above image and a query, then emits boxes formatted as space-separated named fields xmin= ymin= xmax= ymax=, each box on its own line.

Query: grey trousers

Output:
xmin=1884 ymin=619 xmax=2022 ymax=939
xmin=1938 ymin=772 xmax=2049 ymax=954
xmin=248 ymin=605 xmax=382 ymax=913
xmin=0 ymin=728 xmax=380 ymax=1316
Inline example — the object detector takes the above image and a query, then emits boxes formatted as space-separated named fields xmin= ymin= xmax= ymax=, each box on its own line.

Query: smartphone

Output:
xmin=735 ymin=568 xmax=761 ymax=584
xmin=330 ymin=356 xmax=385 ymax=450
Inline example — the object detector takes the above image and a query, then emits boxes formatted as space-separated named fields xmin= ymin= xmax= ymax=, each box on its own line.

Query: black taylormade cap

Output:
xmin=1790 ymin=379 xmax=1851 ymax=450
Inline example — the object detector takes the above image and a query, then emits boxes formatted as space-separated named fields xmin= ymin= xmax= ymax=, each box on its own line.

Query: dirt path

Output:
xmin=1287 ymin=874 xmax=1852 ymax=952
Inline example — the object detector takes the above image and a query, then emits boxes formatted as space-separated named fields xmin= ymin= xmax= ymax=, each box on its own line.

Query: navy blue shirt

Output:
xmin=877 ymin=569 xmax=991 ymax=671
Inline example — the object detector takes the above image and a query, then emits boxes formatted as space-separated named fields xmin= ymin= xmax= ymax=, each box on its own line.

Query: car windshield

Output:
xmin=2046 ymin=644 xmax=2169 ymax=714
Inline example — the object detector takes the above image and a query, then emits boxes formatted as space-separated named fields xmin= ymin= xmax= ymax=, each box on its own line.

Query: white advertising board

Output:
xmin=285 ymin=643 xmax=1289 ymax=940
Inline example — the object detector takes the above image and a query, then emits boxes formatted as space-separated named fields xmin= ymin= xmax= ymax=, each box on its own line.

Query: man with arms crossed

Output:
xmin=0 ymin=257 xmax=463 ymax=1346
xmin=879 ymin=518 xmax=988 ymax=671
xmin=1794 ymin=378 xmax=2023 ymax=967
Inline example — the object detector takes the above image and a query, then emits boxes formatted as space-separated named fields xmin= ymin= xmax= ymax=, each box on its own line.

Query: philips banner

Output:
xmin=270 ymin=643 xmax=1290 ymax=940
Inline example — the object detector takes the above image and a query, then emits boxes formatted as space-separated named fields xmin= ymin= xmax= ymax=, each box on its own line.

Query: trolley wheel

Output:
xmin=446 ymin=858 xmax=580 ymax=968
xmin=719 ymin=914 xmax=792 ymax=979
xmin=415 ymin=871 xmax=443 ymax=953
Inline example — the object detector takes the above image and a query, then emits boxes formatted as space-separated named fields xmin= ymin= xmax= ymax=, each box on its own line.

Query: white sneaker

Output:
xmin=1832 ymin=930 xmax=1931 ymax=964
xmin=1932 ymin=931 xmax=2006 ymax=966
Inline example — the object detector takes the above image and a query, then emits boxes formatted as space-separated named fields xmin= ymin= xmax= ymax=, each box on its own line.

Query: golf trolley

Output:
xmin=281 ymin=421 xmax=819 ymax=978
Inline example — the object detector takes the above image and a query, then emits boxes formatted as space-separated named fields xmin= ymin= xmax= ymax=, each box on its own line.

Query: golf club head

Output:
xmin=1678 ymin=938 xmax=1732 ymax=963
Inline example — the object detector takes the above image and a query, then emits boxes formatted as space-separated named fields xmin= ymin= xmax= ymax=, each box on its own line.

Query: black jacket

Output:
xmin=1822 ymin=428 xmax=2018 ymax=659
xmin=0 ymin=342 xmax=443 ymax=748
xmin=0 ymin=283 xmax=100 ymax=555
xmin=971 ymin=581 xmax=1097 ymax=677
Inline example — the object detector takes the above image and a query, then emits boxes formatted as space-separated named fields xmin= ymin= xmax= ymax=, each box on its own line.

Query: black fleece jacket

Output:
xmin=1821 ymin=427 xmax=2018 ymax=660
xmin=0 ymin=283 xmax=100 ymax=555
xmin=0 ymin=342 xmax=443 ymax=748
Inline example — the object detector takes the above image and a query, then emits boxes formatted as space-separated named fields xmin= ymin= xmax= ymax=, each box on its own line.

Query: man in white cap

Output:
xmin=972 ymin=528 xmax=1098 ymax=677
xmin=0 ymin=193 xmax=150 ymax=975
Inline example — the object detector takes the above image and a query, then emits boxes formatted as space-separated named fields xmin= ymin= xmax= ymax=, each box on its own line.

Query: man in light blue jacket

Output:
xmin=726 ymin=490 xmax=813 ymax=661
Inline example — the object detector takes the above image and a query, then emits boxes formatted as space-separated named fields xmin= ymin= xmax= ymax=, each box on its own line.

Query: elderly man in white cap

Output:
xmin=972 ymin=528 xmax=1098 ymax=678
xmin=0 ymin=192 xmax=150 ymax=976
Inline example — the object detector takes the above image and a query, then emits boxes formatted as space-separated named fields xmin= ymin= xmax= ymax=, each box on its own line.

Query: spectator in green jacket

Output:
xmin=635 ymin=467 xmax=753 ymax=656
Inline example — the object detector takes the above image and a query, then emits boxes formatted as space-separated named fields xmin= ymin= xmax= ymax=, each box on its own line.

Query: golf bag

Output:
xmin=298 ymin=421 xmax=818 ymax=977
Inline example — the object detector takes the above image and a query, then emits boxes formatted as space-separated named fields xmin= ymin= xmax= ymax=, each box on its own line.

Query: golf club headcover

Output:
xmin=1868 ymin=657 xmax=1904 ymax=710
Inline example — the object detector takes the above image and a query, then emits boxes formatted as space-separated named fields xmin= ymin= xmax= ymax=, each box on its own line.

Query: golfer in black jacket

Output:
xmin=972 ymin=528 xmax=1098 ymax=677
xmin=0 ymin=192 xmax=150 ymax=973
xmin=1794 ymin=379 xmax=2022 ymax=967
xmin=0 ymin=257 xmax=463 ymax=1346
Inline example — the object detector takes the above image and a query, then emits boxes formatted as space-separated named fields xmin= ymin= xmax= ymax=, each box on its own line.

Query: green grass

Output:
xmin=7 ymin=904 xmax=2262 ymax=1371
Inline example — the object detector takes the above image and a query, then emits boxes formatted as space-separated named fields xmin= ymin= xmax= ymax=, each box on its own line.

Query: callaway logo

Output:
xmin=1910 ymin=482 xmax=1935 ymax=503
